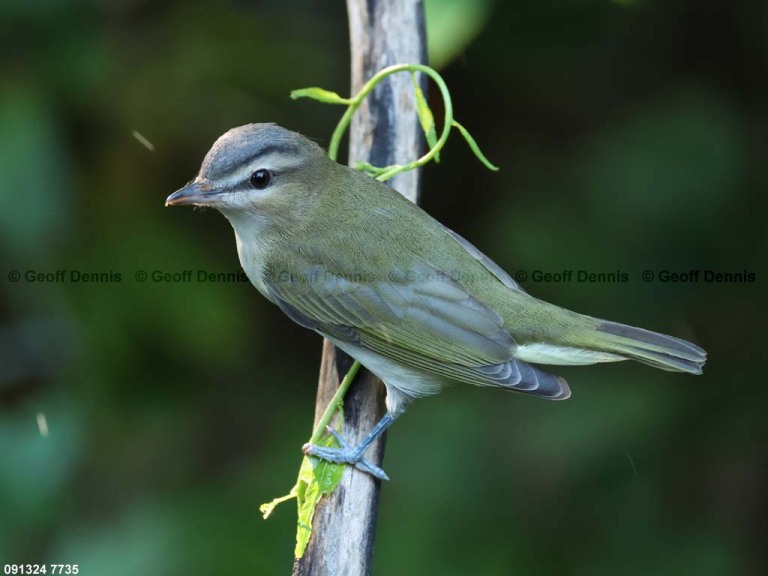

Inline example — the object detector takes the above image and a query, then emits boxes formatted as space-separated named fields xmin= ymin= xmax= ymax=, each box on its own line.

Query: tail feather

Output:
xmin=596 ymin=320 xmax=706 ymax=374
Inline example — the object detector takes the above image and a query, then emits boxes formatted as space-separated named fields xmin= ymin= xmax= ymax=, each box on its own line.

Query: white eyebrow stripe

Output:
xmin=220 ymin=150 xmax=304 ymax=188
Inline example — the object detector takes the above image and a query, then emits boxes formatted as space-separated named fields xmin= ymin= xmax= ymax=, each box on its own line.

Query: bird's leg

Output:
xmin=302 ymin=413 xmax=397 ymax=480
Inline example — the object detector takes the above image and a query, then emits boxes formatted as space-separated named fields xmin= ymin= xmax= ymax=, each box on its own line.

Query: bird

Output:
xmin=166 ymin=123 xmax=706 ymax=480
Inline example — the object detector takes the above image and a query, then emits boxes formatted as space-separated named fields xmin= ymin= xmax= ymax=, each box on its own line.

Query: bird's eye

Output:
xmin=250 ymin=169 xmax=271 ymax=189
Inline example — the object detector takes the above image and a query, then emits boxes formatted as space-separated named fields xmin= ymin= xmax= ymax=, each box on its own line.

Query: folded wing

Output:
xmin=264 ymin=260 xmax=569 ymax=400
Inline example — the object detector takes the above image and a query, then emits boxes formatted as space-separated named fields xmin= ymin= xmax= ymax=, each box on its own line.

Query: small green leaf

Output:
xmin=290 ymin=87 xmax=353 ymax=105
xmin=412 ymin=73 xmax=439 ymax=162
xmin=294 ymin=431 xmax=346 ymax=558
xmin=452 ymin=120 xmax=499 ymax=171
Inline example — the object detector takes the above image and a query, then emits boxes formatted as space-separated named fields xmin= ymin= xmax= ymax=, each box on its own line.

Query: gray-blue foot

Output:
xmin=302 ymin=426 xmax=390 ymax=481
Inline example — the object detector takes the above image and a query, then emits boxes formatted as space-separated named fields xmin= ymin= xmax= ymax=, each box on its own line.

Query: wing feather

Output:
xmin=264 ymin=259 xmax=568 ymax=399
xmin=265 ymin=261 xmax=514 ymax=368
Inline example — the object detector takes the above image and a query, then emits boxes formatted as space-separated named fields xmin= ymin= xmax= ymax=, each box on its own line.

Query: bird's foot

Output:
xmin=302 ymin=426 xmax=390 ymax=481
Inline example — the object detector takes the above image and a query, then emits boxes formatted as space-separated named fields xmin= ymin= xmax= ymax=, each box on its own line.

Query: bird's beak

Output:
xmin=165 ymin=181 xmax=215 ymax=207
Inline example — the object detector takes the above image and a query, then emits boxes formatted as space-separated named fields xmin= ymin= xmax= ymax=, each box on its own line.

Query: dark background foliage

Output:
xmin=1 ymin=0 xmax=765 ymax=574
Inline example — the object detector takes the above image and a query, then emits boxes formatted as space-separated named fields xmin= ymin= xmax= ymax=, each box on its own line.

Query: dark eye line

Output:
xmin=221 ymin=174 xmax=276 ymax=195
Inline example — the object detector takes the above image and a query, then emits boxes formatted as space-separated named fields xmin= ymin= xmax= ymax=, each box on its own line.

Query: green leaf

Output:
xmin=294 ymin=432 xmax=346 ymax=558
xmin=412 ymin=73 xmax=439 ymax=162
xmin=290 ymin=87 xmax=352 ymax=105
xmin=452 ymin=120 xmax=499 ymax=171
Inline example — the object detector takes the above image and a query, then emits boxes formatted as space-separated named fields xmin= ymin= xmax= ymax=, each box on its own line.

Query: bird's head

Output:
xmin=166 ymin=123 xmax=329 ymax=227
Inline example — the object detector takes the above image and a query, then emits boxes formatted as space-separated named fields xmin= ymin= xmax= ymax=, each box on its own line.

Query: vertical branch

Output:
xmin=292 ymin=1 xmax=426 ymax=575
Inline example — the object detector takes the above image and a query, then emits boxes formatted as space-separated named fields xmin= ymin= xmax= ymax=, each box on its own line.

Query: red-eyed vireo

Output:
xmin=166 ymin=123 xmax=706 ymax=480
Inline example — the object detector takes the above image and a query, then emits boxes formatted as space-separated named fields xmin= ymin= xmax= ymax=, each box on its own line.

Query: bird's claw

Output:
xmin=302 ymin=426 xmax=390 ymax=481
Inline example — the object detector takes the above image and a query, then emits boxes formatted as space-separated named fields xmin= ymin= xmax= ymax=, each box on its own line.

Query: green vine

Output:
xmin=260 ymin=63 xmax=498 ymax=559
xmin=292 ymin=63 xmax=498 ymax=174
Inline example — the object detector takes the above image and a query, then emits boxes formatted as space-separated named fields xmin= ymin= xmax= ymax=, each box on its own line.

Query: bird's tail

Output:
xmin=591 ymin=320 xmax=706 ymax=374
xmin=514 ymin=303 xmax=706 ymax=375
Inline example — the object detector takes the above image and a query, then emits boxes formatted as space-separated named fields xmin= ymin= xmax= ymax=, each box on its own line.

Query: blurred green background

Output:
xmin=1 ymin=0 xmax=765 ymax=574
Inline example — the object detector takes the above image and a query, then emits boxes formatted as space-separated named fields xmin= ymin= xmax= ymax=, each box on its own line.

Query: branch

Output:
xmin=292 ymin=1 xmax=426 ymax=574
